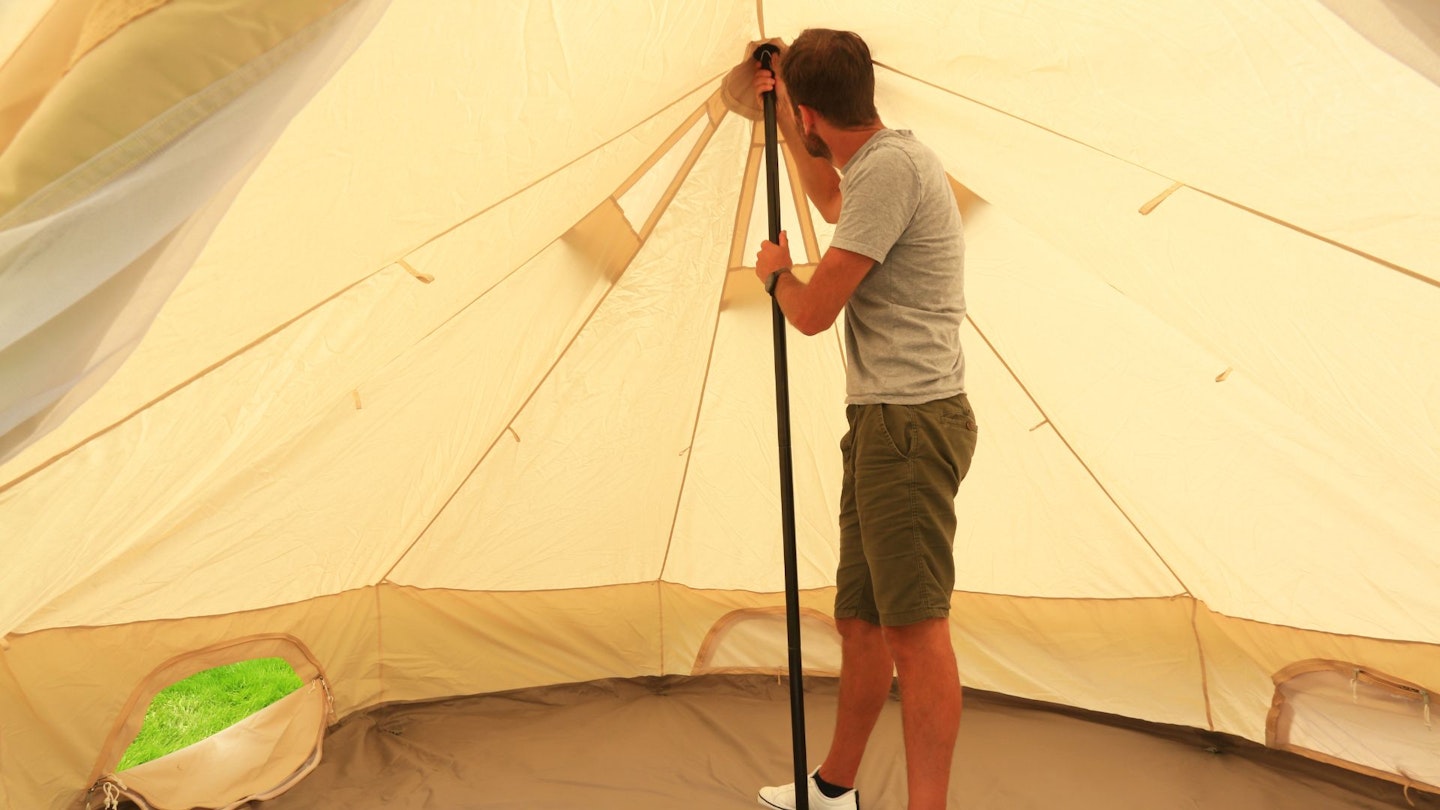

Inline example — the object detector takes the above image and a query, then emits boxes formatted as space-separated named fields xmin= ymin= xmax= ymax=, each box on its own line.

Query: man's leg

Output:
xmin=884 ymin=617 xmax=961 ymax=810
xmin=817 ymin=617 xmax=894 ymax=787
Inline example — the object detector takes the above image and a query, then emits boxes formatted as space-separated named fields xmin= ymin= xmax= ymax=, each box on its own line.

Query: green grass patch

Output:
xmin=117 ymin=657 xmax=303 ymax=771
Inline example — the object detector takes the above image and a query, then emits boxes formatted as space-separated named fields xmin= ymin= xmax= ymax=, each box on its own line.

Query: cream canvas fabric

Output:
xmin=0 ymin=1 xmax=1437 ymax=808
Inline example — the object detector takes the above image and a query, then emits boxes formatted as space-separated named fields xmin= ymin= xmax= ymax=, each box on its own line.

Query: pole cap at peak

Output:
xmin=720 ymin=38 xmax=787 ymax=121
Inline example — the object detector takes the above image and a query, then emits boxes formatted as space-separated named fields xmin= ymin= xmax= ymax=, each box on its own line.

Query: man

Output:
xmin=751 ymin=29 xmax=978 ymax=810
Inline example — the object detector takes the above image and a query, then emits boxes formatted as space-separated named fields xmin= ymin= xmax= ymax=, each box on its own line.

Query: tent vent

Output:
xmin=693 ymin=608 xmax=842 ymax=676
xmin=93 ymin=638 xmax=328 ymax=810
xmin=617 ymin=113 xmax=709 ymax=234
xmin=1269 ymin=660 xmax=1439 ymax=792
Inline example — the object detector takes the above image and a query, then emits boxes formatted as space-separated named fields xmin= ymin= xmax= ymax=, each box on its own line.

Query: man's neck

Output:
xmin=827 ymin=122 xmax=886 ymax=170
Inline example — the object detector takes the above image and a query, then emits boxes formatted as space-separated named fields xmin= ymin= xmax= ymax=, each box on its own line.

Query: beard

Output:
xmin=801 ymin=127 xmax=832 ymax=161
xmin=791 ymin=105 xmax=832 ymax=161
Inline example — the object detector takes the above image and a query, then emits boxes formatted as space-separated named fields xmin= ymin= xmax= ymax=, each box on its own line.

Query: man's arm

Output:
xmin=756 ymin=231 xmax=873 ymax=336
xmin=755 ymin=67 xmax=842 ymax=223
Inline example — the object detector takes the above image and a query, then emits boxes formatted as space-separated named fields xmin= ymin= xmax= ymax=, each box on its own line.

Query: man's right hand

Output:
xmin=753 ymin=67 xmax=790 ymax=111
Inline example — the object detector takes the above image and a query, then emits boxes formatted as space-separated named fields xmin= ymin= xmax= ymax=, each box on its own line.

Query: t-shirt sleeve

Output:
xmin=828 ymin=146 xmax=922 ymax=264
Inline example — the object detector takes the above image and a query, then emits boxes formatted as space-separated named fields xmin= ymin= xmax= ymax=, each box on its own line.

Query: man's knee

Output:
xmin=836 ymin=616 xmax=883 ymax=643
xmin=881 ymin=617 xmax=953 ymax=664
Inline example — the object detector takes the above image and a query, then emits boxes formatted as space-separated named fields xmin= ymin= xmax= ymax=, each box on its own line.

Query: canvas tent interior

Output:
xmin=0 ymin=0 xmax=1438 ymax=808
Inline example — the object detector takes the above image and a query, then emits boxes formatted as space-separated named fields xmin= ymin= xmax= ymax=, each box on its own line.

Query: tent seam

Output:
xmin=15 ymin=588 xmax=1438 ymax=645
xmin=1189 ymin=596 xmax=1216 ymax=731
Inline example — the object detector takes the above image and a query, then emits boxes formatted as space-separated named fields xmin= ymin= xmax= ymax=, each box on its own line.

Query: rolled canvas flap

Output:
xmin=96 ymin=679 xmax=328 ymax=810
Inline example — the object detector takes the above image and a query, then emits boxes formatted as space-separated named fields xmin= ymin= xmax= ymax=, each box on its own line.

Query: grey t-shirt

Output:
xmin=829 ymin=129 xmax=966 ymax=404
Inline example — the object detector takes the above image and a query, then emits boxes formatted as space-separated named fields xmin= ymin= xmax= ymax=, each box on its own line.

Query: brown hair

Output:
xmin=781 ymin=29 xmax=879 ymax=128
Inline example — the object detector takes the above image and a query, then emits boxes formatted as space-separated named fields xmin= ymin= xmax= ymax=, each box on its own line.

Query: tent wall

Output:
xmin=3 ymin=586 xmax=1437 ymax=807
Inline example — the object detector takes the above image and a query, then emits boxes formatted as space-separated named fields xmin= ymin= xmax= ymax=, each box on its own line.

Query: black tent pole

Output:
xmin=755 ymin=42 xmax=809 ymax=810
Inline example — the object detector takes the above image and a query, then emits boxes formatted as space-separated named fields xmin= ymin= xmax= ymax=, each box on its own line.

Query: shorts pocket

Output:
xmin=877 ymin=403 xmax=917 ymax=458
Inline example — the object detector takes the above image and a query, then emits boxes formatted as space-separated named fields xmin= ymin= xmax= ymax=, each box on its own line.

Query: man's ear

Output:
xmin=796 ymin=104 xmax=817 ymax=134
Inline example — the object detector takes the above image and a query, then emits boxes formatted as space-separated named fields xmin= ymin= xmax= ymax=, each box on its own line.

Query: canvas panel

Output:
xmin=373 ymin=584 xmax=665 ymax=705
xmin=766 ymin=0 xmax=1440 ymax=281
xmin=947 ymin=592 xmax=1209 ymax=729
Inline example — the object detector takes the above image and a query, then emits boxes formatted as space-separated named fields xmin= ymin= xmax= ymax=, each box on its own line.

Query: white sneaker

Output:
xmin=757 ymin=768 xmax=859 ymax=810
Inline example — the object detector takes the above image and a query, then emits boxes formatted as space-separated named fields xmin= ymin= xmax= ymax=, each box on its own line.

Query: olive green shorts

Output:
xmin=834 ymin=392 xmax=978 ymax=627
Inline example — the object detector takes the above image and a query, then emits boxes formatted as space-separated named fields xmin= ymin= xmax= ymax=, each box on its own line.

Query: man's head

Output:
xmin=781 ymin=29 xmax=880 ymax=160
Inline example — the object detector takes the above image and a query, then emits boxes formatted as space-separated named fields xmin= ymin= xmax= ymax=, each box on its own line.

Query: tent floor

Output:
xmin=250 ymin=675 xmax=1435 ymax=810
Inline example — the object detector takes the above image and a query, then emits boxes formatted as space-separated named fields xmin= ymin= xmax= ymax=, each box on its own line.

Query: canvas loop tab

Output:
xmin=97 ymin=779 xmax=122 ymax=810
xmin=1139 ymin=181 xmax=1184 ymax=215
xmin=1424 ymin=691 xmax=1432 ymax=728
xmin=400 ymin=260 xmax=434 ymax=284
xmin=319 ymin=675 xmax=336 ymax=719
xmin=1351 ymin=668 xmax=1360 ymax=702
